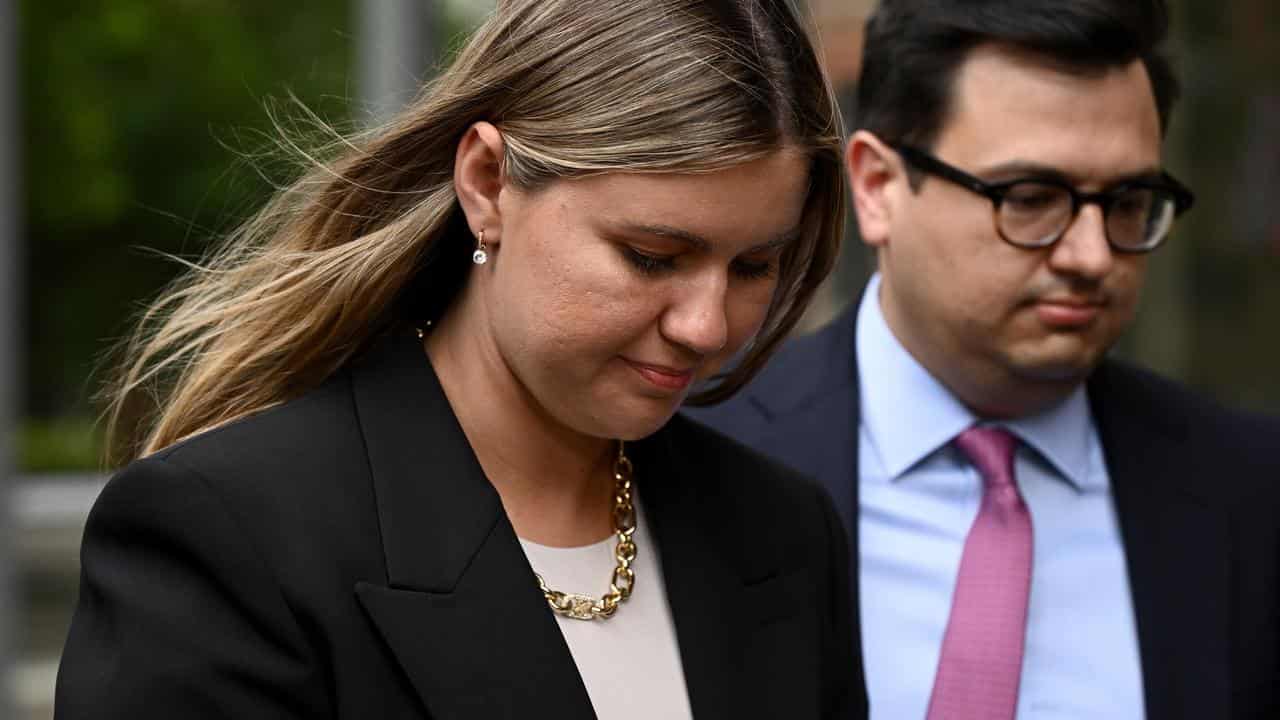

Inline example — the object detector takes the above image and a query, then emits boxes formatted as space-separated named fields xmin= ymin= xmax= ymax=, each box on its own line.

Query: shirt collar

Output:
xmin=855 ymin=274 xmax=1103 ymax=492
xmin=1005 ymin=390 xmax=1103 ymax=491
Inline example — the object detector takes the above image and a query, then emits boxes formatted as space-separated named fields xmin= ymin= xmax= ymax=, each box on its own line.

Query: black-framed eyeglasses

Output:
xmin=893 ymin=143 xmax=1196 ymax=253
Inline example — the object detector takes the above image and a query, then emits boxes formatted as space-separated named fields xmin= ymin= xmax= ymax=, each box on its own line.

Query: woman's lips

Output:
xmin=625 ymin=360 xmax=695 ymax=391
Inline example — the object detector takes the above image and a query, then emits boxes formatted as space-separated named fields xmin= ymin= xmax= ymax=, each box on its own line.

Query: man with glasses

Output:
xmin=689 ymin=1 xmax=1280 ymax=718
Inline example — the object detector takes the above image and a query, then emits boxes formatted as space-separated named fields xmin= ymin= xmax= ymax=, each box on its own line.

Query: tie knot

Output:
xmin=954 ymin=426 xmax=1017 ymax=488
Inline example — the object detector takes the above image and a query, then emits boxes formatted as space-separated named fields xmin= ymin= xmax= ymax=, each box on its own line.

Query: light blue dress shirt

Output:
xmin=856 ymin=275 xmax=1146 ymax=719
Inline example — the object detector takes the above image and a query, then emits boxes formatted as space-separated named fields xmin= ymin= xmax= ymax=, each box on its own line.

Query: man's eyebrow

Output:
xmin=978 ymin=161 xmax=1167 ymax=187
xmin=1109 ymin=168 xmax=1170 ymax=185
xmin=617 ymin=222 xmax=801 ymax=253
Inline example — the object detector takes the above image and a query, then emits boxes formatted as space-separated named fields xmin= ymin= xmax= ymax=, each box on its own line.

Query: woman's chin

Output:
xmin=592 ymin=402 xmax=682 ymax=442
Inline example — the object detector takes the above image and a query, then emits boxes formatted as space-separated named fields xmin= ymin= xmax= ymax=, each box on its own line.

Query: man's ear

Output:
xmin=846 ymin=130 xmax=904 ymax=250
xmin=454 ymin=121 xmax=506 ymax=245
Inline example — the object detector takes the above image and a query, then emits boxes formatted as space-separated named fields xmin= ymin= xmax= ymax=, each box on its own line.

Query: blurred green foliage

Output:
xmin=20 ymin=0 xmax=354 ymax=469
xmin=22 ymin=0 xmax=352 ymax=414
xmin=18 ymin=416 xmax=102 ymax=472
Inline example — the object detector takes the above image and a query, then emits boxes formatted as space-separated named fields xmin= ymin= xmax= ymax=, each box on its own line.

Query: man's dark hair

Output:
xmin=854 ymin=0 xmax=1179 ymax=148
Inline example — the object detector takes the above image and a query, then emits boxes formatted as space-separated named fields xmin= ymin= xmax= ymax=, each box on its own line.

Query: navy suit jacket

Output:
xmin=687 ymin=306 xmax=1280 ymax=719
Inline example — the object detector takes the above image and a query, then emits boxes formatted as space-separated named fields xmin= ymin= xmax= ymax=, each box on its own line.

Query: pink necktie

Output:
xmin=926 ymin=426 xmax=1033 ymax=720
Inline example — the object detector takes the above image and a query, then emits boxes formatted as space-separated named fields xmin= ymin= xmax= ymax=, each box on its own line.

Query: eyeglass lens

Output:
xmin=997 ymin=181 xmax=1178 ymax=250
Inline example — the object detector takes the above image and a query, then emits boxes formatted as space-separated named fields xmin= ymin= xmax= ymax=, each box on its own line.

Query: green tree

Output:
xmin=20 ymin=0 xmax=352 ymax=467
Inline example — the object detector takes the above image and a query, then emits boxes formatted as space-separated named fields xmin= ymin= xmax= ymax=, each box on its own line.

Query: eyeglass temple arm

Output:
xmin=893 ymin=144 xmax=1006 ymax=203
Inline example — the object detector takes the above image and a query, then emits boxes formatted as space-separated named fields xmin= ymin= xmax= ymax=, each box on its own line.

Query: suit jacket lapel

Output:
xmin=634 ymin=430 xmax=748 ymax=719
xmin=350 ymin=331 xmax=595 ymax=719
xmin=751 ymin=307 xmax=861 ymax=537
xmin=1089 ymin=364 xmax=1231 ymax=719
xmin=749 ymin=307 xmax=865 ymax=686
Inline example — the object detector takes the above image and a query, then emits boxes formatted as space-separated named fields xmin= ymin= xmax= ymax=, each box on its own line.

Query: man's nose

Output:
xmin=1048 ymin=203 xmax=1115 ymax=279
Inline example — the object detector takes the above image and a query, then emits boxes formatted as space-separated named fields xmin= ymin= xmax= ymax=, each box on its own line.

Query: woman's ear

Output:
xmin=454 ymin=121 xmax=507 ymax=243
xmin=846 ymin=130 xmax=903 ymax=250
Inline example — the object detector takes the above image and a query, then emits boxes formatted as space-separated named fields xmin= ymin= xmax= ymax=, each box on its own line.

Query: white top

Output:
xmin=519 ymin=497 xmax=695 ymax=720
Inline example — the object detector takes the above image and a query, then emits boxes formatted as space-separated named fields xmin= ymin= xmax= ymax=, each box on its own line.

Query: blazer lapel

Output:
xmin=752 ymin=306 xmax=865 ymax=692
xmin=1089 ymin=365 xmax=1231 ymax=719
xmin=752 ymin=307 xmax=861 ymax=538
xmin=350 ymin=331 xmax=595 ymax=719
xmin=634 ymin=430 xmax=747 ymax=719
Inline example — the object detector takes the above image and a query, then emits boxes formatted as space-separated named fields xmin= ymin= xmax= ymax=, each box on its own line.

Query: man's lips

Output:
xmin=1033 ymin=297 xmax=1106 ymax=327
xmin=624 ymin=359 xmax=696 ymax=391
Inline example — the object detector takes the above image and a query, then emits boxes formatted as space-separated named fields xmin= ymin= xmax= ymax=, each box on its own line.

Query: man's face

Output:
xmin=868 ymin=45 xmax=1165 ymax=415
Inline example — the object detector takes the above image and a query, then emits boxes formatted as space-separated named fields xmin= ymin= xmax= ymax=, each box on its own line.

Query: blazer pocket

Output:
xmin=742 ymin=568 xmax=816 ymax=628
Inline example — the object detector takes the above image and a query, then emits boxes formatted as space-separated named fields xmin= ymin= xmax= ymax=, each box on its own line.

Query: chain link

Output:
xmin=535 ymin=441 xmax=637 ymax=621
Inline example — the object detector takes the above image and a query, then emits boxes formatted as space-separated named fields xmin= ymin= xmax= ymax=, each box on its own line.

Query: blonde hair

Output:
xmin=104 ymin=0 xmax=845 ymax=465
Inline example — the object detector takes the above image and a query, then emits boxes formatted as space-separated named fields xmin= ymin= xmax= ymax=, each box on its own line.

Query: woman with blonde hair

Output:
xmin=56 ymin=0 xmax=864 ymax=717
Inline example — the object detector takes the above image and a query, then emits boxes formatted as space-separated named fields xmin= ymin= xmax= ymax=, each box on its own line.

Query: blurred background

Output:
xmin=3 ymin=0 xmax=1277 ymax=716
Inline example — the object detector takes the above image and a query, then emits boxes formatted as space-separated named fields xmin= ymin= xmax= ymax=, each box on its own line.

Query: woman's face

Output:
xmin=486 ymin=150 xmax=811 ymax=441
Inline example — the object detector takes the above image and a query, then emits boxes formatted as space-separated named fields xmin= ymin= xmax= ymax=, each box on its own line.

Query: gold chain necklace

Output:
xmin=534 ymin=441 xmax=637 ymax=621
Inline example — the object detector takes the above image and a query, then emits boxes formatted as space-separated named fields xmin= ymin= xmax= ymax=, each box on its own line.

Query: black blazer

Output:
xmin=56 ymin=331 xmax=868 ymax=719
xmin=687 ymin=306 xmax=1280 ymax=719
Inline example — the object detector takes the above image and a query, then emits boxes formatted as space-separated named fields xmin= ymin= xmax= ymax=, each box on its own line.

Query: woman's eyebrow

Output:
xmin=617 ymin=222 xmax=800 ymax=253
xmin=616 ymin=222 xmax=710 ymax=251
xmin=747 ymin=227 xmax=802 ymax=254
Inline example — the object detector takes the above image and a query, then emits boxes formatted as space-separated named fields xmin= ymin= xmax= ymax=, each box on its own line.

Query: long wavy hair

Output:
xmin=103 ymin=0 xmax=846 ymax=466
